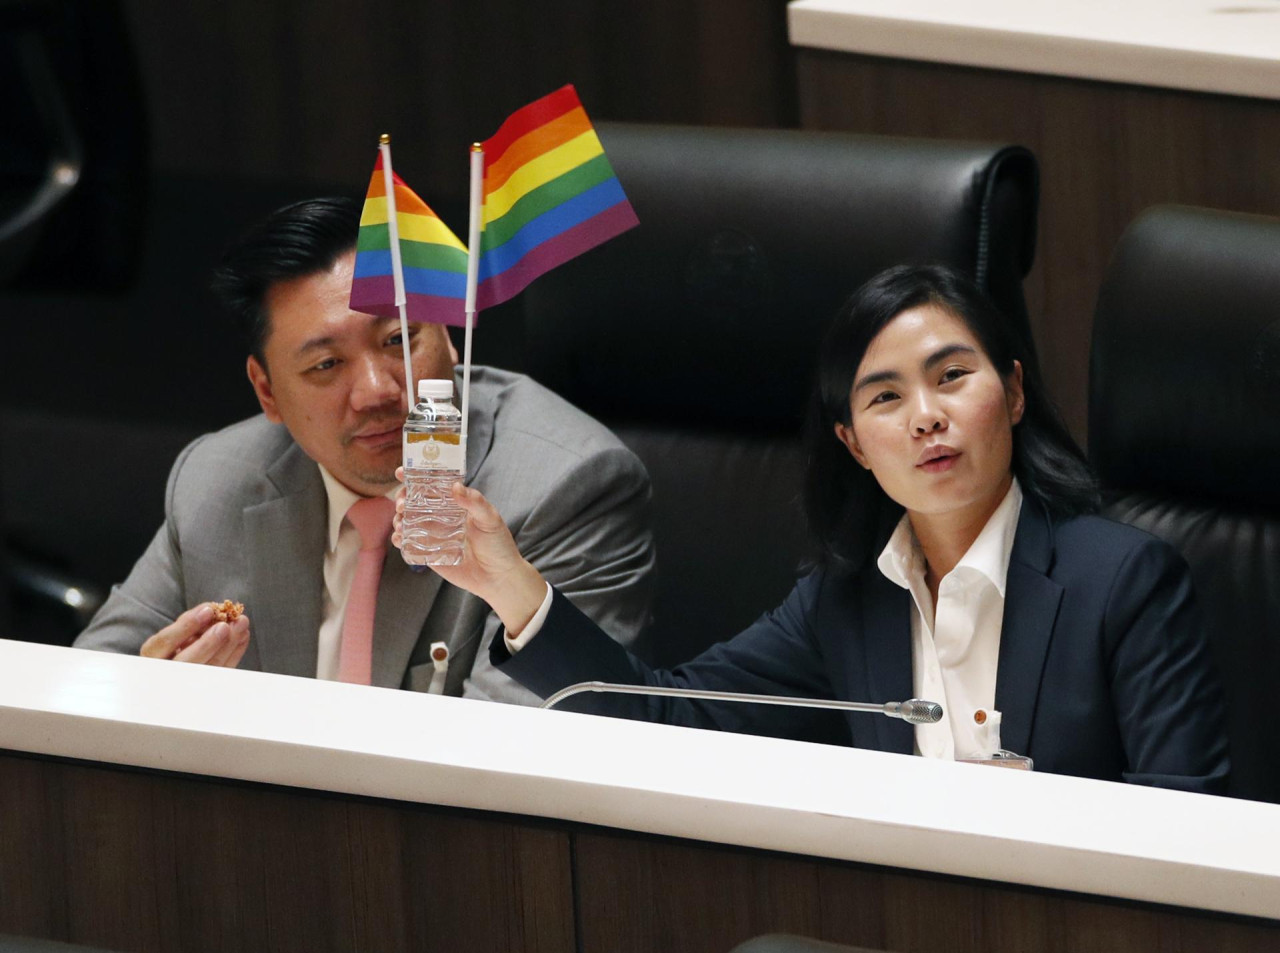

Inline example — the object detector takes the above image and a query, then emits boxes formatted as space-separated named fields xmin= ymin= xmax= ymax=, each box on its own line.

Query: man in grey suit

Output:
xmin=74 ymin=197 xmax=654 ymax=704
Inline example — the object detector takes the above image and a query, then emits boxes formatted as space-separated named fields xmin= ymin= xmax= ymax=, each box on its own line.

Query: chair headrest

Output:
xmin=521 ymin=123 xmax=1038 ymax=430
xmin=1090 ymin=205 xmax=1280 ymax=509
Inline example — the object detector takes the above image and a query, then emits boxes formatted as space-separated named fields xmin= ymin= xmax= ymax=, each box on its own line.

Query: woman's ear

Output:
xmin=1006 ymin=360 xmax=1026 ymax=425
xmin=834 ymin=421 xmax=871 ymax=469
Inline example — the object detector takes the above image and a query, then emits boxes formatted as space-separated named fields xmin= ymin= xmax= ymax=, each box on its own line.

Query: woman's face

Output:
xmin=834 ymin=303 xmax=1024 ymax=524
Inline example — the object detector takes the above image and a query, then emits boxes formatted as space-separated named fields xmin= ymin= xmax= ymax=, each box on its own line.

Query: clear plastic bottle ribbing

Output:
xmin=401 ymin=380 xmax=465 ymax=566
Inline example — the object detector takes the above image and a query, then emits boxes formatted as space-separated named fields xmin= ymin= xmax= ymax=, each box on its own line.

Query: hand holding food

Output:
xmin=140 ymin=601 xmax=252 ymax=668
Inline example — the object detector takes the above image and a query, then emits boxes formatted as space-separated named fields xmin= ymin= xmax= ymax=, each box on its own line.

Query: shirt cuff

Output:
xmin=504 ymin=582 xmax=555 ymax=653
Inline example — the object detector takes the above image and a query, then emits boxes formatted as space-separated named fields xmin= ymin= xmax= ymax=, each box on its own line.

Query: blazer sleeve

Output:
xmin=491 ymin=570 xmax=844 ymax=742
xmin=1104 ymin=537 xmax=1230 ymax=794
xmin=460 ymin=442 xmax=656 ymax=704
xmin=72 ymin=436 xmax=206 ymax=654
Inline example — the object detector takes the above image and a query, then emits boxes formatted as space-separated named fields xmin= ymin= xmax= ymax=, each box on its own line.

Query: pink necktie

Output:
xmin=337 ymin=496 xmax=396 ymax=685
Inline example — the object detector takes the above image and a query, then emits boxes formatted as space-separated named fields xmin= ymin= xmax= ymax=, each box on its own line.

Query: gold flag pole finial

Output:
xmin=471 ymin=142 xmax=483 ymax=152
xmin=380 ymin=133 xmax=391 ymax=144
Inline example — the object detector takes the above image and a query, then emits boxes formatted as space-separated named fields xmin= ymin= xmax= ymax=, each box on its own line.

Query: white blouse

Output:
xmin=876 ymin=479 xmax=1023 ymax=759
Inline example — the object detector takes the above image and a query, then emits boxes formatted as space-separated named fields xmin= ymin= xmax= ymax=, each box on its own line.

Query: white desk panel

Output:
xmin=2 ymin=638 xmax=1278 ymax=920
xmin=788 ymin=0 xmax=1280 ymax=100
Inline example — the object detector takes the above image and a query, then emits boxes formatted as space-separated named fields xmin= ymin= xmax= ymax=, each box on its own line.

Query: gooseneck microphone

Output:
xmin=539 ymin=681 xmax=944 ymax=725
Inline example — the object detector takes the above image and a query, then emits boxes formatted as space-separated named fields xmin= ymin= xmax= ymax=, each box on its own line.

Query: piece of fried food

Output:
xmin=210 ymin=599 xmax=245 ymax=624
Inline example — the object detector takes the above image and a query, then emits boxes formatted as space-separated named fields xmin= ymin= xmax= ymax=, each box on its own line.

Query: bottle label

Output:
xmin=403 ymin=432 xmax=466 ymax=472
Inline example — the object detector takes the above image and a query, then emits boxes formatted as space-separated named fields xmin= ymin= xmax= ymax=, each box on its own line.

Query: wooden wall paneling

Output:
xmin=6 ymin=748 xmax=1280 ymax=953
xmin=695 ymin=0 xmax=796 ymax=127
xmin=0 ymin=752 xmax=70 ymax=941
xmin=571 ymin=831 xmax=826 ymax=953
xmin=120 ymin=0 xmax=610 ymax=191
xmin=58 ymin=760 xmax=183 ymax=951
xmin=396 ymin=809 xmax=576 ymax=953
xmin=571 ymin=827 xmax=1280 ymax=953
xmin=162 ymin=780 xmax=285 ymax=953
xmin=52 ymin=761 xmax=382 ymax=953
xmin=121 ymin=0 xmax=795 ymax=192
xmin=795 ymin=49 xmax=1280 ymax=442
xmin=0 ymin=751 xmax=575 ymax=953
xmin=593 ymin=0 xmax=796 ymax=129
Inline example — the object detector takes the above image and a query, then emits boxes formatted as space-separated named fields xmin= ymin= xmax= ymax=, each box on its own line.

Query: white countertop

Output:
xmin=3 ymin=638 xmax=1279 ymax=921
xmin=788 ymin=0 xmax=1280 ymax=100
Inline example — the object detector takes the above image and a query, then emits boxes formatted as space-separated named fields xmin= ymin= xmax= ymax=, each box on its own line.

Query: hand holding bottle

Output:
xmin=392 ymin=467 xmax=547 ymax=635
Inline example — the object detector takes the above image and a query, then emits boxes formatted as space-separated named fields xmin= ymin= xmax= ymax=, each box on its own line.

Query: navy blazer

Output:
xmin=494 ymin=501 xmax=1230 ymax=794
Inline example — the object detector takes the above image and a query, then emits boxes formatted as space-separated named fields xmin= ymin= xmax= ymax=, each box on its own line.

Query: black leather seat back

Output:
xmin=522 ymin=124 xmax=1039 ymax=664
xmin=525 ymin=123 xmax=1038 ymax=430
xmin=610 ymin=426 xmax=808 ymax=659
xmin=1091 ymin=205 xmax=1280 ymax=802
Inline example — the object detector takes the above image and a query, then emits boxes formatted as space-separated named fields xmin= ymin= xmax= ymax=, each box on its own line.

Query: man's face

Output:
xmin=246 ymin=249 xmax=457 ymax=496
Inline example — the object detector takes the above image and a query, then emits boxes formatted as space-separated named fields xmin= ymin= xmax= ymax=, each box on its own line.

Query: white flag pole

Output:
xmin=379 ymin=134 xmax=414 ymax=414
xmin=461 ymin=142 xmax=484 ymax=441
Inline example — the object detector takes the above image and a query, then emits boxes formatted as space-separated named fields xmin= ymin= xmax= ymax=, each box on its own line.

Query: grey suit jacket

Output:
xmin=74 ymin=367 xmax=655 ymax=704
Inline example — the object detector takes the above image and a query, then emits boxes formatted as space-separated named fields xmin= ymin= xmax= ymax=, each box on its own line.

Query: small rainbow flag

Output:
xmin=350 ymin=152 xmax=469 ymax=327
xmin=475 ymin=85 xmax=638 ymax=310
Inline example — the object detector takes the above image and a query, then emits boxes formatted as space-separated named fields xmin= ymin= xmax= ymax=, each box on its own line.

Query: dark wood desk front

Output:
xmin=5 ymin=750 xmax=1280 ymax=953
xmin=2 ymin=640 xmax=1278 ymax=952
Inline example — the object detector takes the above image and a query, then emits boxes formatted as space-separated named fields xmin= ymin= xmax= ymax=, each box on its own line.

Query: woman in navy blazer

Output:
xmin=400 ymin=264 xmax=1229 ymax=794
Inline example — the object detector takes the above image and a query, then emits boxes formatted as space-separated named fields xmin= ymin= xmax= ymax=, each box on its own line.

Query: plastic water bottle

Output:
xmin=401 ymin=379 xmax=466 ymax=566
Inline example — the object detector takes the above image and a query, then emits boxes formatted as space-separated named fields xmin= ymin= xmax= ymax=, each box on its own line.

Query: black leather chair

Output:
xmin=1090 ymin=205 xmax=1280 ymax=804
xmin=1 ymin=0 xmax=148 ymax=639
xmin=0 ymin=0 xmax=147 ymax=291
xmin=1 ymin=176 xmax=331 ymax=646
xmin=521 ymin=122 xmax=1039 ymax=666
xmin=0 ymin=5 xmax=345 ymax=644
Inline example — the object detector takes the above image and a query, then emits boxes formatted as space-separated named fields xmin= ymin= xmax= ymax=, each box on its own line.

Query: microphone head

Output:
xmin=901 ymin=699 xmax=944 ymax=724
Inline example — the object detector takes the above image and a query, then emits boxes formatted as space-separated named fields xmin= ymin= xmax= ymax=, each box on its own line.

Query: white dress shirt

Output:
xmin=877 ymin=479 xmax=1023 ymax=760
xmin=505 ymin=582 xmax=556 ymax=651
xmin=510 ymin=481 xmax=1023 ymax=762
xmin=315 ymin=466 xmax=401 ymax=681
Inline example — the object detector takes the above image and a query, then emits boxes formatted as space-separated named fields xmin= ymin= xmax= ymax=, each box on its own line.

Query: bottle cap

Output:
xmin=417 ymin=379 xmax=454 ymax=400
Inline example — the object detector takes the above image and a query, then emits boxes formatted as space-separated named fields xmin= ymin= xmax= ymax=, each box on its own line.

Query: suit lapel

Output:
xmin=368 ymin=371 xmax=499 ymax=688
xmin=244 ymin=444 xmax=327 ymax=678
xmin=459 ymin=367 xmax=495 ymax=483
xmin=370 ymin=555 xmax=444 ymax=688
xmin=860 ymin=570 xmax=915 ymax=755
xmin=994 ymin=501 xmax=1064 ymax=757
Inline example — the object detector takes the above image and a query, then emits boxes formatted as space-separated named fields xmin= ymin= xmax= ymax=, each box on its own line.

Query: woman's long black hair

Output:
xmin=803 ymin=263 xmax=1099 ymax=571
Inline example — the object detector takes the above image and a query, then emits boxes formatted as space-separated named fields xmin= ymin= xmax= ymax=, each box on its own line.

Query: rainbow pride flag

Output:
xmin=350 ymin=152 xmax=469 ymax=327
xmin=475 ymin=85 xmax=638 ymax=309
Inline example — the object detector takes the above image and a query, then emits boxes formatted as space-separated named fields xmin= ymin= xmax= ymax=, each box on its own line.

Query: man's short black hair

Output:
xmin=211 ymin=196 xmax=361 ymax=366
